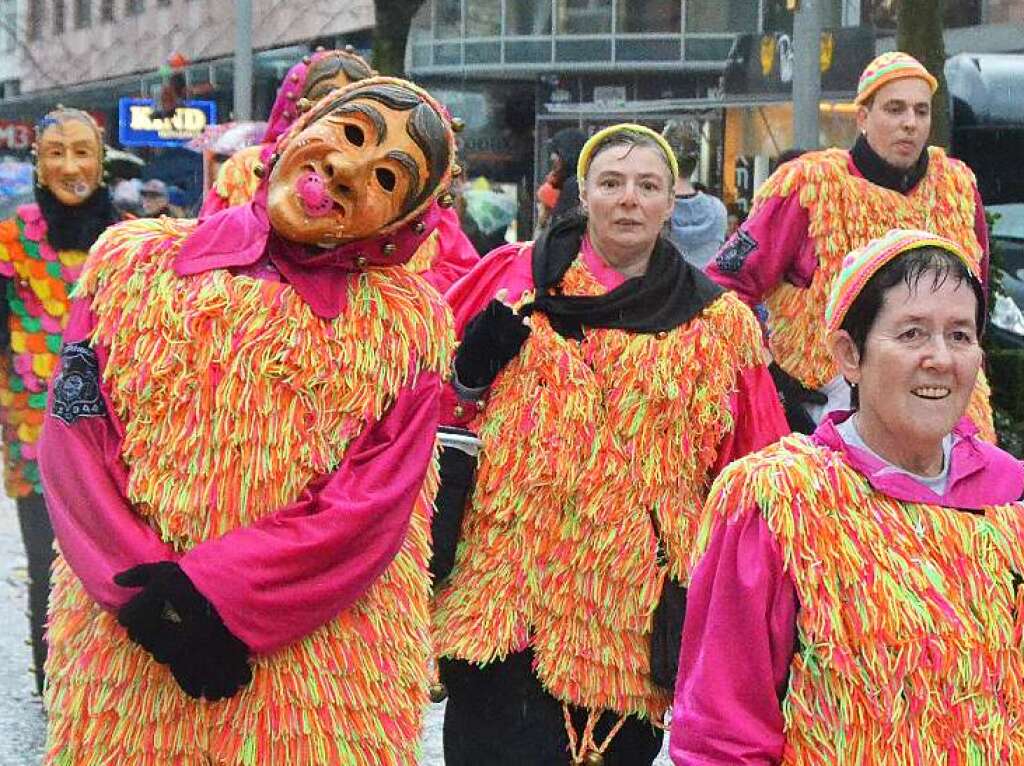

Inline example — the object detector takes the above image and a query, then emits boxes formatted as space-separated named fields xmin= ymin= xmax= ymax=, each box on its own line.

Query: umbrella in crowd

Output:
xmin=104 ymin=147 xmax=146 ymax=180
xmin=187 ymin=121 xmax=267 ymax=156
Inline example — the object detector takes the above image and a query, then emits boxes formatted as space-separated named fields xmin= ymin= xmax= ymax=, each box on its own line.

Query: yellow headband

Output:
xmin=576 ymin=123 xmax=679 ymax=189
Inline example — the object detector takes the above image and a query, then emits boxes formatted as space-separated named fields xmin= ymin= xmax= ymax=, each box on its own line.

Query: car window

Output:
xmin=989 ymin=204 xmax=1024 ymax=240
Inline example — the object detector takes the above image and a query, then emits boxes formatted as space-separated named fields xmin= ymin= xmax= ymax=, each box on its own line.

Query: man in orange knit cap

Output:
xmin=707 ymin=52 xmax=994 ymax=439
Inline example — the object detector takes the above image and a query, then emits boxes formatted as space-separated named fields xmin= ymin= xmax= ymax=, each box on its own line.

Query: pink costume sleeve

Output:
xmin=180 ymin=368 xmax=443 ymax=654
xmin=705 ymin=195 xmax=816 ymax=308
xmin=440 ymin=242 xmax=534 ymax=425
xmin=197 ymin=187 xmax=229 ymax=219
xmin=38 ymin=300 xmax=179 ymax=612
xmin=418 ymin=207 xmax=481 ymax=294
xmin=973 ymin=185 xmax=990 ymax=291
xmin=713 ymin=365 xmax=789 ymax=475
xmin=670 ymin=508 xmax=798 ymax=765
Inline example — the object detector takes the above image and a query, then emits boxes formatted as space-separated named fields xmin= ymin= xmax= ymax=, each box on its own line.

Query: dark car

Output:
xmin=990 ymin=203 xmax=1024 ymax=306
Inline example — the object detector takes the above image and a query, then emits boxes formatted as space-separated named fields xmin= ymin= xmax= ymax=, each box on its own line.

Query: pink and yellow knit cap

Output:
xmin=855 ymin=52 xmax=938 ymax=105
xmin=825 ymin=229 xmax=974 ymax=332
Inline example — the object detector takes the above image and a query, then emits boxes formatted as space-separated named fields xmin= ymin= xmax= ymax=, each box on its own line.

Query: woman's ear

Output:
xmin=827 ymin=330 xmax=861 ymax=386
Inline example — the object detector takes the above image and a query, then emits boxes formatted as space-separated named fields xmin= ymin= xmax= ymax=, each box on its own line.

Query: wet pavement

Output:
xmin=0 ymin=497 xmax=46 ymax=766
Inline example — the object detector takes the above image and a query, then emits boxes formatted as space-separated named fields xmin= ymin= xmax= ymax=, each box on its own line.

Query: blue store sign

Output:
xmin=118 ymin=99 xmax=217 ymax=147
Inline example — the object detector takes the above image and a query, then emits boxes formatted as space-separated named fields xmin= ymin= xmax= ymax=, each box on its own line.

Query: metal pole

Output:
xmin=233 ymin=0 xmax=253 ymax=120
xmin=791 ymin=0 xmax=821 ymax=149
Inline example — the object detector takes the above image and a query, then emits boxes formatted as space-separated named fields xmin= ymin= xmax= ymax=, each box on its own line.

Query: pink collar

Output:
xmin=813 ymin=411 xmax=1024 ymax=509
xmin=174 ymin=187 xmax=443 ymax=319
xmin=580 ymin=235 xmax=626 ymax=291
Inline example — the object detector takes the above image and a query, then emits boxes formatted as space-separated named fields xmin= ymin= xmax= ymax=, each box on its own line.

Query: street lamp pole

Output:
xmin=792 ymin=0 xmax=822 ymax=149
xmin=233 ymin=0 xmax=253 ymax=120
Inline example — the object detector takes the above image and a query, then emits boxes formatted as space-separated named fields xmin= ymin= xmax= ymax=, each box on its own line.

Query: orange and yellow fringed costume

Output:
xmin=211 ymin=145 xmax=265 ymax=209
xmin=693 ymin=435 xmax=1024 ymax=764
xmin=757 ymin=147 xmax=995 ymax=440
xmin=44 ymin=217 xmax=453 ymax=766
xmin=433 ymin=256 xmax=765 ymax=723
xmin=0 ymin=206 xmax=87 ymax=497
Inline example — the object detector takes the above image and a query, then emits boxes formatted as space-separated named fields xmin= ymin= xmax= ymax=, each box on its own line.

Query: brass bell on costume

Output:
xmin=428 ymin=682 xmax=448 ymax=703
xmin=583 ymin=751 xmax=604 ymax=766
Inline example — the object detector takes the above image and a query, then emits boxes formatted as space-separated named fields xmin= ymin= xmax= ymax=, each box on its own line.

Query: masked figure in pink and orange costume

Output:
xmin=38 ymin=77 xmax=457 ymax=765
xmin=201 ymin=47 xmax=479 ymax=293
xmin=0 ymin=107 xmax=117 ymax=694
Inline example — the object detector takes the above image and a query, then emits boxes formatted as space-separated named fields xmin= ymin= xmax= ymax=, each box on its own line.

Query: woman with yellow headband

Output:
xmin=671 ymin=229 xmax=1024 ymax=764
xmin=431 ymin=123 xmax=787 ymax=764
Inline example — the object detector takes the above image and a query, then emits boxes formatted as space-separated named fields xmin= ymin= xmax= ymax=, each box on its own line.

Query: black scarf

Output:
xmin=850 ymin=134 xmax=929 ymax=194
xmin=34 ymin=183 xmax=117 ymax=252
xmin=523 ymin=213 xmax=723 ymax=341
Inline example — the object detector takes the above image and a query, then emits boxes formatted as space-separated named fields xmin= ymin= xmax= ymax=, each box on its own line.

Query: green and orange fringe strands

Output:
xmin=691 ymin=435 xmax=1024 ymax=765
xmin=44 ymin=216 xmax=452 ymax=765
xmin=0 ymin=208 xmax=87 ymax=497
xmin=433 ymin=254 xmax=765 ymax=723
xmin=755 ymin=146 xmax=995 ymax=441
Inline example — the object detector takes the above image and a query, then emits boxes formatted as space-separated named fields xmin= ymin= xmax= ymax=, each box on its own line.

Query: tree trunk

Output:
xmin=897 ymin=0 xmax=949 ymax=147
xmin=372 ymin=1 xmax=423 ymax=77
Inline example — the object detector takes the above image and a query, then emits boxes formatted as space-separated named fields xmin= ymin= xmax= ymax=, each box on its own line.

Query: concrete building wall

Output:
xmin=19 ymin=0 xmax=373 ymax=94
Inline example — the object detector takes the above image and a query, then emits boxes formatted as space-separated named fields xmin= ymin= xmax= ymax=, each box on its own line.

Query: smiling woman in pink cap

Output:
xmin=671 ymin=229 xmax=1024 ymax=765
xmin=707 ymin=52 xmax=995 ymax=442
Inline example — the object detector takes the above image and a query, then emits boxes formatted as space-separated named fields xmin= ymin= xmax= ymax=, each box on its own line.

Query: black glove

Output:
xmin=649 ymin=575 xmax=687 ymax=691
xmin=430 ymin=429 xmax=478 ymax=583
xmin=454 ymin=299 xmax=531 ymax=389
xmin=115 ymin=561 xmax=252 ymax=701
xmin=768 ymin=362 xmax=828 ymax=436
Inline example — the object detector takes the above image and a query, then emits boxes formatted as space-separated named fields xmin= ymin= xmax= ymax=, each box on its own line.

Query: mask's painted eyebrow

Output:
xmin=330 ymin=103 xmax=386 ymax=145
xmin=387 ymin=149 xmax=423 ymax=205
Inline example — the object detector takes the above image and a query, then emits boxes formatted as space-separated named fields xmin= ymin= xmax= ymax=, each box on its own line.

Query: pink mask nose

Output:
xmin=296 ymin=171 xmax=335 ymax=218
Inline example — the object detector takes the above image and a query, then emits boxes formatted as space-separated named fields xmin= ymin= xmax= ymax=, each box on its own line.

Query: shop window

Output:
xmin=0 ymin=79 xmax=20 ymax=99
xmin=861 ymin=0 xmax=980 ymax=29
xmin=75 ymin=0 xmax=90 ymax=27
xmin=53 ymin=0 xmax=65 ymax=34
xmin=506 ymin=0 xmax=552 ymax=35
xmin=685 ymin=0 xmax=757 ymax=34
xmin=100 ymin=0 xmax=114 ymax=20
xmin=436 ymin=0 xmax=461 ymax=39
xmin=466 ymin=0 xmax=500 ymax=36
xmin=617 ymin=0 xmax=681 ymax=33
xmin=557 ymin=0 xmax=612 ymax=35
xmin=763 ymin=0 xmax=847 ymax=32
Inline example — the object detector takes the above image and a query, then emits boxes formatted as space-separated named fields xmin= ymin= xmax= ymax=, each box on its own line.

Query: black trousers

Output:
xmin=16 ymin=494 xmax=55 ymax=696
xmin=440 ymin=650 xmax=663 ymax=766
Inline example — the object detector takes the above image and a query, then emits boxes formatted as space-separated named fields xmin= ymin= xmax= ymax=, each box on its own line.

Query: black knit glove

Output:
xmin=768 ymin=362 xmax=828 ymax=436
xmin=115 ymin=561 xmax=252 ymax=701
xmin=430 ymin=430 xmax=478 ymax=583
xmin=454 ymin=299 xmax=531 ymax=389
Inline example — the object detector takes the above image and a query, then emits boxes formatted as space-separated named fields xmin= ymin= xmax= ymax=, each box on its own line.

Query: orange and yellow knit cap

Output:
xmin=825 ymin=229 xmax=974 ymax=332
xmin=855 ymin=52 xmax=938 ymax=105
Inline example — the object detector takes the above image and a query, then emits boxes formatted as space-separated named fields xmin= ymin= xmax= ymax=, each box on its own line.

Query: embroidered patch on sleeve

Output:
xmin=51 ymin=341 xmax=106 ymax=425
xmin=715 ymin=230 xmax=758 ymax=273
